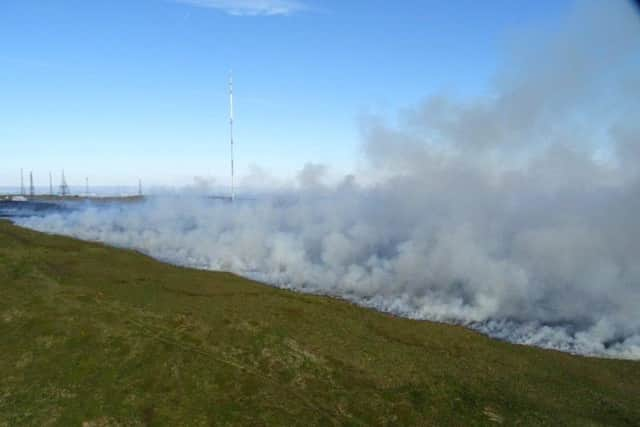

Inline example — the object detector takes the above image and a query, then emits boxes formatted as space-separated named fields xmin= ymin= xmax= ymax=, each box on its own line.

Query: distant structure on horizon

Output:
xmin=60 ymin=170 xmax=69 ymax=196
xmin=29 ymin=172 xmax=35 ymax=197
xmin=229 ymin=71 xmax=235 ymax=202
xmin=5 ymin=169 xmax=146 ymax=199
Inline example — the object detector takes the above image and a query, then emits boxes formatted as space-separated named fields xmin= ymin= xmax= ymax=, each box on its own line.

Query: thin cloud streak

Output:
xmin=174 ymin=0 xmax=307 ymax=16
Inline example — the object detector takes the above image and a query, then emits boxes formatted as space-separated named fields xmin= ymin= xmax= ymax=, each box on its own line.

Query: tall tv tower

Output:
xmin=229 ymin=71 xmax=235 ymax=202
xmin=49 ymin=172 xmax=53 ymax=195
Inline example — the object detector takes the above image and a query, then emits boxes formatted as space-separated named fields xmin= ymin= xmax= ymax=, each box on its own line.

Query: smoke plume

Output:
xmin=18 ymin=0 xmax=640 ymax=358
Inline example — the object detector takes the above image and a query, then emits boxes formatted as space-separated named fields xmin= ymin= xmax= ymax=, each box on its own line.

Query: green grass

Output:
xmin=0 ymin=220 xmax=639 ymax=426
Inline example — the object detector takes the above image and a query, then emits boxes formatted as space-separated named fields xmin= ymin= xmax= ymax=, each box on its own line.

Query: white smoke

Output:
xmin=17 ymin=0 xmax=640 ymax=359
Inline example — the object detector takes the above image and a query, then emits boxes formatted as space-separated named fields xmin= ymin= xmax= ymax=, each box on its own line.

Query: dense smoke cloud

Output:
xmin=18 ymin=0 xmax=640 ymax=358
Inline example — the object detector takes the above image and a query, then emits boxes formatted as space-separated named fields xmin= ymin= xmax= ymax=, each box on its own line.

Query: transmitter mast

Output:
xmin=229 ymin=72 xmax=235 ymax=202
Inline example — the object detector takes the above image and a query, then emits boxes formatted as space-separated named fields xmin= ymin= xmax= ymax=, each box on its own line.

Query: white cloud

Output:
xmin=175 ymin=0 xmax=306 ymax=16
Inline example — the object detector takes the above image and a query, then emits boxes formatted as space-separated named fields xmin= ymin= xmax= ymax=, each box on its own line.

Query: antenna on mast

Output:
xmin=229 ymin=71 xmax=235 ymax=202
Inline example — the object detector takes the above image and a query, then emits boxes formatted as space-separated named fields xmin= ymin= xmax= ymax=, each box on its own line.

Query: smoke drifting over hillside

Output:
xmin=18 ymin=0 xmax=640 ymax=358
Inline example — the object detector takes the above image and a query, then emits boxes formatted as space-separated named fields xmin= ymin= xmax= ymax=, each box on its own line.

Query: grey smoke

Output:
xmin=18 ymin=0 xmax=640 ymax=358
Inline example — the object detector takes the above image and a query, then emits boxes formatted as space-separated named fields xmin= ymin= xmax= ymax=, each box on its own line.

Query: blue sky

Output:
xmin=0 ymin=0 xmax=574 ymax=188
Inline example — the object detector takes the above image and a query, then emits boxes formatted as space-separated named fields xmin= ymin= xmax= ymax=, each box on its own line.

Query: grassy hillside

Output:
xmin=0 ymin=220 xmax=639 ymax=426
